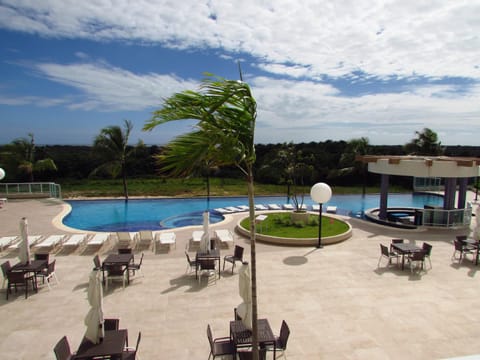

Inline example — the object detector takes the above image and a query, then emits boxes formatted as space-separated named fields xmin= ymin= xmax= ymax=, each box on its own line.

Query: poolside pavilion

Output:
xmin=356 ymin=155 xmax=480 ymax=228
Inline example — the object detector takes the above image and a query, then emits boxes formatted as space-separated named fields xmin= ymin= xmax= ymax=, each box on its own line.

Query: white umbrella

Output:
xmin=84 ymin=270 xmax=104 ymax=344
xmin=200 ymin=211 xmax=210 ymax=253
xmin=18 ymin=217 xmax=30 ymax=264
xmin=237 ymin=262 xmax=252 ymax=330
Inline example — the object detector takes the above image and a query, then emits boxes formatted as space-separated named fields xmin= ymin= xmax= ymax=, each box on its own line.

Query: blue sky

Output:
xmin=0 ymin=1 xmax=479 ymax=146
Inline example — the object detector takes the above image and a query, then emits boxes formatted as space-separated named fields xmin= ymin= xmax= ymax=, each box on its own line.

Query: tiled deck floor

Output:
xmin=1 ymin=196 xmax=480 ymax=359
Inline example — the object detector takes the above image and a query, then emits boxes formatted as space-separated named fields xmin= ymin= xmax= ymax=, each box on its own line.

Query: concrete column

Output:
xmin=457 ymin=178 xmax=468 ymax=209
xmin=443 ymin=178 xmax=456 ymax=210
xmin=379 ymin=174 xmax=389 ymax=220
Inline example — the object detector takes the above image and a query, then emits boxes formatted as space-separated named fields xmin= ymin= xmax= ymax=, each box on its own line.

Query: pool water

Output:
xmin=63 ymin=193 xmax=443 ymax=232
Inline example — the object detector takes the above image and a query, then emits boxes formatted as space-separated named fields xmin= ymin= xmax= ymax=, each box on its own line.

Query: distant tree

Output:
xmin=340 ymin=137 xmax=370 ymax=195
xmin=1 ymin=133 xmax=57 ymax=181
xmin=91 ymin=120 xmax=134 ymax=200
xmin=404 ymin=128 xmax=444 ymax=156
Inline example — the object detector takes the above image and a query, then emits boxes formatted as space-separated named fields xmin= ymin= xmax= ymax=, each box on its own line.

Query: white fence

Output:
xmin=0 ymin=182 xmax=61 ymax=199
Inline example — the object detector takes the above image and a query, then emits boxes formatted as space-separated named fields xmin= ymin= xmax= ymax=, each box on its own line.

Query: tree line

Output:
xmin=1 ymin=128 xmax=479 ymax=191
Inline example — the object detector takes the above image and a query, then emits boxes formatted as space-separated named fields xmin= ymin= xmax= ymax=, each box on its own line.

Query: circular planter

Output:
xmin=235 ymin=214 xmax=352 ymax=246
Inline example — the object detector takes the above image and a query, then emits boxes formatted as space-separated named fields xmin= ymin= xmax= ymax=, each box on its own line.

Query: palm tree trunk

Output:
xmin=247 ymin=167 xmax=259 ymax=360
xmin=122 ymin=163 xmax=129 ymax=201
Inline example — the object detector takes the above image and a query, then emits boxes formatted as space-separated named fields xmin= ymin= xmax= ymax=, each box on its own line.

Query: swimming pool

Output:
xmin=63 ymin=193 xmax=443 ymax=232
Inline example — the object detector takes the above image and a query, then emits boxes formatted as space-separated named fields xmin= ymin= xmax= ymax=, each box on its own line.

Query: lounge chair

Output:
xmin=116 ymin=232 xmax=136 ymax=249
xmin=34 ymin=234 xmax=66 ymax=252
xmin=0 ymin=236 xmax=19 ymax=251
xmin=326 ymin=206 xmax=337 ymax=213
xmin=225 ymin=206 xmax=242 ymax=212
xmin=192 ymin=231 xmax=204 ymax=243
xmin=311 ymin=204 xmax=320 ymax=211
xmin=86 ymin=233 xmax=110 ymax=248
xmin=9 ymin=235 xmax=43 ymax=249
xmin=154 ymin=232 xmax=176 ymax=252
xmin=136 ymin=230 xmax=154 ymax=250
xmin=62 ymin=234 xmax=88 ymax=248
xmin=255 ymin=204 xmax=268 ymax=210
xmin=215 ymin=229 xmax=234 ymax=247
xmin=214 ymin=208 xmax=232 ymax=214
xmin=282 ymin=204 xmax=294 ymax=210
xmin=268 ymin=204 xmax=281 ymax=210
xmin=237 ymin=205 xmax=250 ymax=211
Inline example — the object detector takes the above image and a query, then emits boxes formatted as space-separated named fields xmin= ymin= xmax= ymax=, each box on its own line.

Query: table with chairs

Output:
xmin=379 ymin=238 xmax=432 ymax=273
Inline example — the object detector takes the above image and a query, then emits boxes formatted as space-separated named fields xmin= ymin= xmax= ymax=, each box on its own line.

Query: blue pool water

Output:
xmin=63 ymin=193 xmax=443 ymax=232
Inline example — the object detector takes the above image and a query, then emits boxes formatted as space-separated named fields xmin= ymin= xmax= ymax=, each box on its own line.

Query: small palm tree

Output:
xmin=91 ymin=120 xmax=133 ymax=200
xmin=404 ymin=128 xmax=443 ymax=156
xmin=144 ymin=74 xmax=261 ymax=358
xmin=4 ymin=133 xmax=57 ymax=181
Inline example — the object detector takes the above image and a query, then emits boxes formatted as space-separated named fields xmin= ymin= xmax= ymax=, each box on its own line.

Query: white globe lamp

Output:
xmin=310 ymin=182 xmax=332 ymax=248
xmin=0 ymin=168 xmax=5 ymax=180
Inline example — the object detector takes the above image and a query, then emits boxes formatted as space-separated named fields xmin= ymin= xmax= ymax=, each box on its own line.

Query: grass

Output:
xmin=240 ymin=212 xmax=350 ymax=238
xmin=59 ymin=177 xmax=411 ymax=198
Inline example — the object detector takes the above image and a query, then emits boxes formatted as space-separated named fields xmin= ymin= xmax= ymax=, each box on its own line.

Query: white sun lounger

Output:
xmin=116 ymin=232 xmax=137 ymax=248
xmin=268 ymin=204 xmax=281 ymax=210
xmin=136 ymin=230 xmax=154 ymax=250
xmin=154 ymin=232 xmax=176 ymax=252
xmin=215 ymin=229 xmax=234 ymax=246
xmin=326 ymin=206 xmax=337 ymax=214
xmin=282 ymin=204 xmax=294 ymax=210
xmin=87 ymin=233 xmax=110 ymax=247
xmin=62 ymin=233 xmax=88 ymax=247
xmin=35 ymin=234 xmax=66 ymax=250
xmin=9 ymin=235 xmax=43 ymax=249
xmin=0 ymin=236 xmax=19 ymax=251
xmin=225 ymin=206 xmax=242 ymax=212
xmin=255 ymin=204 xmax=268 ymax=211
xmin=192 ymin=231 xmax=204 ymax=242
xmin=237 ymin=205 xmax=250 ymax=211
xmin=311 ymin=204 xmax=320 ymax=211
xmin=214 ymin=207 xmax=233 ymax=214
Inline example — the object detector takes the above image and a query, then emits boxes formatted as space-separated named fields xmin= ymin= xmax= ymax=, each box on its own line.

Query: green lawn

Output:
xmin=240 ymin=212 xmax=350 ymax=238
xmin=59 ymin=177 xmax=410 ymax=198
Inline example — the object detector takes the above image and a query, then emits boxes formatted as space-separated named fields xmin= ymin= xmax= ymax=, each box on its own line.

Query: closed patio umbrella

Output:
xmin=200 ymin=211 xmax=210 ymax=253
xmin=237 ymin=262 xmax=252 ymax=330
xmin=18 ymin=217 xmax=30 ymax=264
xmin=84 ymin=270 xmax=104 ymax=344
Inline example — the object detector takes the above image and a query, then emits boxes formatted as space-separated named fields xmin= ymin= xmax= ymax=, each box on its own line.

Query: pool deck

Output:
xmin=1 ymin=194 xmax=480 ymax=359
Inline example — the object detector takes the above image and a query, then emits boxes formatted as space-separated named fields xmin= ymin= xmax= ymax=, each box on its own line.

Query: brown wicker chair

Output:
xmin=207 ymin=324 xmax=234 ymax=359
xmin=54 ymin=336 xmax=75 ymax=360
xmin=122 ymin=331 xmax=141 ymax=359
xmin=378 ymin=244 xmax=399 ymax=268
xmin=5 ymin=270 xmax=36 ymax=299
xmin=104 ymin=318 xmax=120 ymax=331
xmin=223 ymin=245 xmax=244 ymax=274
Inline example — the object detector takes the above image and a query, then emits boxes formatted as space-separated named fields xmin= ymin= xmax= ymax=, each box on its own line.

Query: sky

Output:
xmin=0 ymin=1 xmax=479 ymax=147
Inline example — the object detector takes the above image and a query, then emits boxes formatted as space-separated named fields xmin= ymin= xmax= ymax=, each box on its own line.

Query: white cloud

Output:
xmin=33 ymin=61 xmax=199 ymax=111
xmin=1 ymin=0 xmax=479 ymax=80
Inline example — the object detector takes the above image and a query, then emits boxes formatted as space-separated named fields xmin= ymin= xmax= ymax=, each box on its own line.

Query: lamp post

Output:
xmin=310 ymin=182 xmax=332 ymax=248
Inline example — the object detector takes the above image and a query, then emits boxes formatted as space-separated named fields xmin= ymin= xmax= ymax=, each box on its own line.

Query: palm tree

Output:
xmin=3 ymin=133 xmax=57 ymax=181
xmin=91 ymin=120 xmax=133 ymax=200
xmin=143 ymin=74 xmax=261 ymax=358
xmin=404 ymin=128 xmax=443 ymax=156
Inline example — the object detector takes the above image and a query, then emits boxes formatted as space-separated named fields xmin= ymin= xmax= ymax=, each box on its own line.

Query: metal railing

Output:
xmin=0 ymin=182 xmax=62 ymax=199
xmin=421 ymin=207 xmax=472 ymax=228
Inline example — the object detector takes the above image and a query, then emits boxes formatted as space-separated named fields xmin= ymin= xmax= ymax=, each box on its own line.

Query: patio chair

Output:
xmin=34 ymin=252 xmax=50 ymax=272
xmin=54 ymin=336 xmax=75 ymax=360
xmin=198 ymin=259 xmax=217 ymax=284
xmin=407 ymin=250 xmax=427 ymax=273
xmin=422 ymin=242 xmax=433 ymax=269
xmin=185 ymin=251 xmax=197 ymax=274
xmin=93 ymin=255 xmax=102 ymax=271
xmin=6 ymin=270 xmax=36 ymax=300
xmin=128 ymin=252 xmax=144 ymax=278
xmin=104 ymin=318 xmax=120 ymax=331
xmin=377 ymin=244 xmax=399 ymax=268
xmin=390 ymin=238 xmax=404 ymax=256
xmin=452 ymin=239 xmax=475 ymax=263
xmin=36 ymin=259 xmax=59 ymax=290
xmin=238 ymin=349 xmax=267 ymax=360
xmin=266 ymin=320 xmax=290 ymax=358
xmin=207 ymin=324 xmax=234 ymax=359
xmin=1 ymin=260 xmax=11 ymax=288
xmin=122 ymin=331 xmax=141 ymax=360
xmin=223 ymin=245 xmax=244 ymax=274
xmin=105 ymin=264 xmax=127 ymax=291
